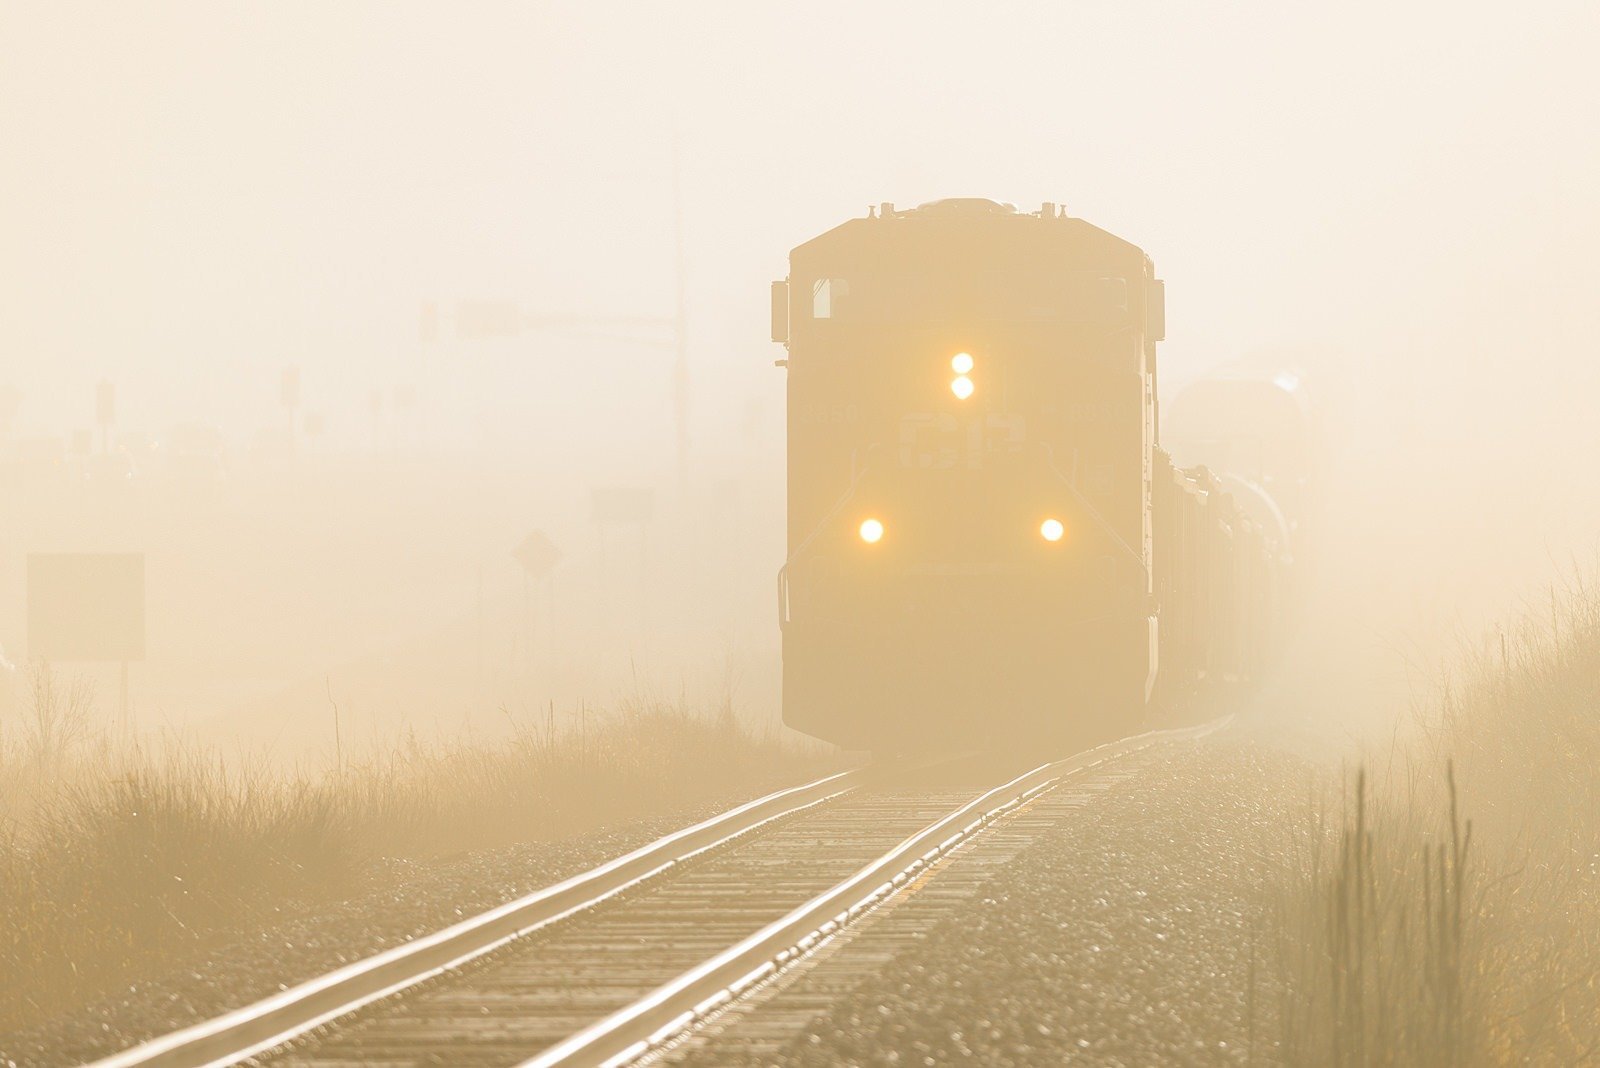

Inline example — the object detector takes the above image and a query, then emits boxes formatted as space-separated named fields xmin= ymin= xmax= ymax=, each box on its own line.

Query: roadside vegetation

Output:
xmin=1275 ymin=584 xmax=1600 ymax=1065
xmin=0 ymin=676 xmax=835 ymax=1036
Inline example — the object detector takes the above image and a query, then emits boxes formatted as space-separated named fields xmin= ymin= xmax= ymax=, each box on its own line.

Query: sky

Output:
xmin=4 ymin=2 xmax=1595 ymax=441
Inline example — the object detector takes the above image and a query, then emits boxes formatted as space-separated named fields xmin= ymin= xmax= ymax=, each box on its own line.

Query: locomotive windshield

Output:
xmin=807 ymin=269 xmax=1132 ymax=325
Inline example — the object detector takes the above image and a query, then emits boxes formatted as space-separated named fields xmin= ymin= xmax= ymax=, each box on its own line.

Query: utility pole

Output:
xmin=671 ymin=136 xmax=689 ymax=494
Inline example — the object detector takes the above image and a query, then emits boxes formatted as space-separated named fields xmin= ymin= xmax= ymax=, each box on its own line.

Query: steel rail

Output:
xmin=524 ymin=717 xmax=1229 ymax=1068
xmin=87 ymin=768 xmax=869 ymax=1068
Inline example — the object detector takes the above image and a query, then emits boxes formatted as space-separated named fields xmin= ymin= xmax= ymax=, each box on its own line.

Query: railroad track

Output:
xmin=92 ymin=719 xmax=1225 ymax=1068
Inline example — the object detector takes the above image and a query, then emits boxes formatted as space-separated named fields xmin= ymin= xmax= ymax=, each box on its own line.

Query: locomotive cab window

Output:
xmin=812 ymin=278 xmax=849 ymax=319
xmin=1059 ymin=273 xmax=1129 ymax=322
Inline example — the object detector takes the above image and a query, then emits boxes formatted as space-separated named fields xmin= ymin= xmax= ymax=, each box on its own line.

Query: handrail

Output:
xmin=777 ymin=445 xmax=879 ymax=630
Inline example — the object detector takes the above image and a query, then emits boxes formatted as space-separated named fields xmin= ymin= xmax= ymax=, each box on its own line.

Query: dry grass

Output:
xmin=0 ymin=671 xmax=835 ymax=1035
xmin=1275 ymin=766 xmax=1479 ymax=1066
xmin=1275 ymin=583 xmax=1600 ymax=1065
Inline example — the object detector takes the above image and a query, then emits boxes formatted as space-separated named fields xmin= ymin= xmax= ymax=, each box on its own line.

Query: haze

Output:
xmin=3 ymin=1 xmax=1598 ymax=752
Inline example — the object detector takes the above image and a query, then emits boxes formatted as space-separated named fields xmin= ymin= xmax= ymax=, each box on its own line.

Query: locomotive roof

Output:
xmin=789 ymin=198 xmax=1151 ymax=268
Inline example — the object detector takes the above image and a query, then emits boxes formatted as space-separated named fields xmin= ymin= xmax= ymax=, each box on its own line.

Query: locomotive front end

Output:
xmin=776 ymin=200 xmax=1166 ymax=752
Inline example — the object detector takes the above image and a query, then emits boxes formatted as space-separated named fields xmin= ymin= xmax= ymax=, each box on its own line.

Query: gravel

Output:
xmin=3 ymin=737 xmax=1315 ymax=1067
xmin=766 ymin=736 xmax=1310 ymax=1067
xmin=0 ymin=785 xmax=796 ymax=1068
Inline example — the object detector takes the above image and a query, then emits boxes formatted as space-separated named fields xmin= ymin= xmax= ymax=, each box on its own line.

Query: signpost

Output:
xmin=591 ymin=488 xmax=655 ymax=625
xmin=513 ymin=531 xmax=563 ymax=582
xmin=512 ymin=532 xmax=562 ymax=696
xmin=26 ymin=553 xmax=146 ymax=732
xmin=589 ymin=487 xmax=655 ymax=526
xmin=95 ymin=381 xmax=115 ymax=453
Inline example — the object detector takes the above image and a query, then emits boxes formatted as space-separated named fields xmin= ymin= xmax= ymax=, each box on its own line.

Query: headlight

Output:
xmin=1040 ymin=518 xmax=1065 ymax=542
xmin=951 ymin=352 xmax=974 ymax=374
xmin=950 ymin=375 xmax=974 ymax=400
xmin=859 ymin=517 xmax=885 ymax=544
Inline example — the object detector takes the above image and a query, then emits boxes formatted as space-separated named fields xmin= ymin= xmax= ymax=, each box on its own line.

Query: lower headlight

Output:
xmin=1040 ymin=518 xmax=1065 ymax=542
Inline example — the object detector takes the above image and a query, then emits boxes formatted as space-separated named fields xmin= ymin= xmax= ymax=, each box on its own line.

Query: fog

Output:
xmin=3 ymin=1 xmax=1598 ymax=754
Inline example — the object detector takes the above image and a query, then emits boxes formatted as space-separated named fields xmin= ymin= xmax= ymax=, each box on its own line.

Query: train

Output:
xmin=1161 ymin=361 xmax=1316 ymax=571
xmin=770 ymin=198 xmax=1295 ymax=752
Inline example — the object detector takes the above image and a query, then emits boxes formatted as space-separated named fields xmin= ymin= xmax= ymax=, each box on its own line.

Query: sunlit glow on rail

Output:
xmin=859 ymin=517 xmax=885 ymax=544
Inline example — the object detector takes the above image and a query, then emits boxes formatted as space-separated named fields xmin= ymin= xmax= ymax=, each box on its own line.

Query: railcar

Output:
xmin=1162 ymin=363 xmax=1316 ymax=567
xmin=771 ymin=199 xmax=1283 ymax=751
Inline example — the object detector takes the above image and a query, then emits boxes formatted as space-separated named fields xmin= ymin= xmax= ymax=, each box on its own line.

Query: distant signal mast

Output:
xmin=423 ymin=152 xmax=691 ymax=491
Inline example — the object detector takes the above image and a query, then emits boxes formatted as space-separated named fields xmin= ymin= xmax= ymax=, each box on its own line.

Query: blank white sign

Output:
xmin=27 ymin=553 xmax=145 ymax=662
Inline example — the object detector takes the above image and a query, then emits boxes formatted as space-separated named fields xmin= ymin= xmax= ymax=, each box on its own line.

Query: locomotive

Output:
xmin=771 ymin=199 xmax=1286 ymax=752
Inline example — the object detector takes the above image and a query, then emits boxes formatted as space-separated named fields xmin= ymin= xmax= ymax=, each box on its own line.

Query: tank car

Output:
xmin=1162 ymin=362 xmax=1316 ymax=565
xmin=771 ymin=199 xmax=1283 ymax=752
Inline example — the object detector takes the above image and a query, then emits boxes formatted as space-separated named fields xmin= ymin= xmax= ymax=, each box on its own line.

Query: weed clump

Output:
xmin=1275 ymin=584 xmax=1600 ymax=1064
xmin=0 ymin=677 xmax=832 ymax=1035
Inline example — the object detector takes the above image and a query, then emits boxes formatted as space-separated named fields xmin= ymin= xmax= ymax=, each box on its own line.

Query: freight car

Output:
xmin=1162 ymin=362 xmax=1315 ymax=568
xmin=771 ymin=199 xmax=1285 ymax=751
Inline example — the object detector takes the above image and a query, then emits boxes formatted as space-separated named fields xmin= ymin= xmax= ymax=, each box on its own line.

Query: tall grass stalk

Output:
xmin=1283 ymin=764 xmax=1475 ymax=1067
xmin=1277 ymin=581 xmax=1600 ymax=1064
